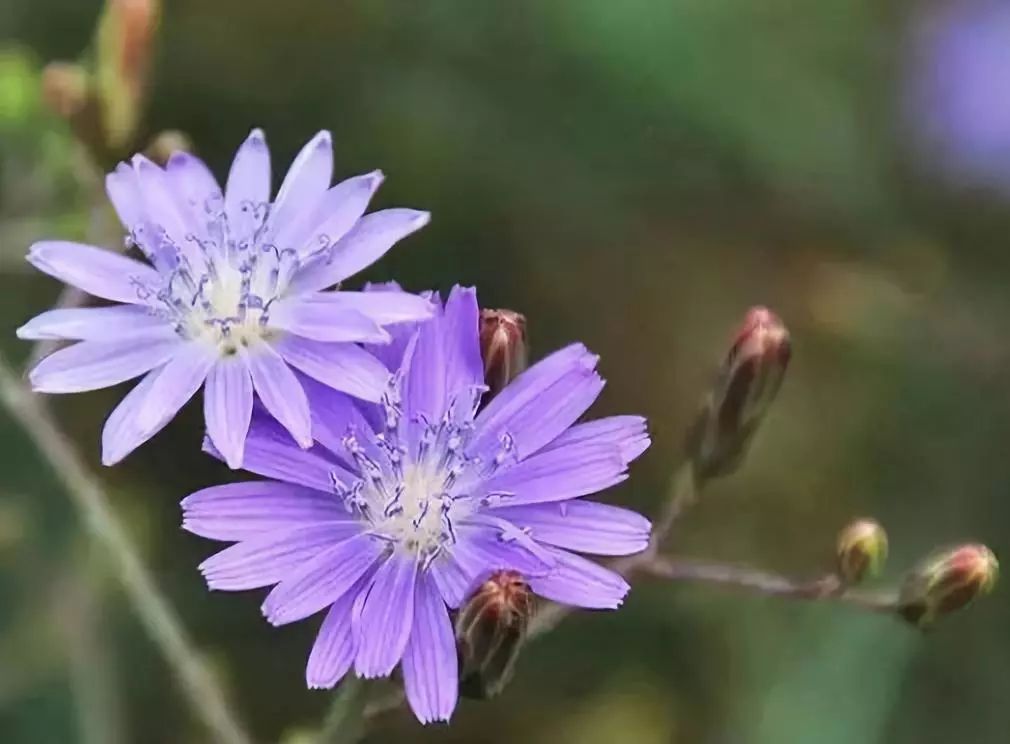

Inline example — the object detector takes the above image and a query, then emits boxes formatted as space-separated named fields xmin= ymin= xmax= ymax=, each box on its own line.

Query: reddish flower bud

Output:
xmin=479 ymin=309 xmax=527 ymax=400
xmin=685 ymin=306 xmax=791 ymax=479
xmin=836 ymin=518 xmax=888 ymax=584
xmin=455 ymin=570 xmax=534 ymax=699
xmin=898 ymin=544 xmax=998 ymax=629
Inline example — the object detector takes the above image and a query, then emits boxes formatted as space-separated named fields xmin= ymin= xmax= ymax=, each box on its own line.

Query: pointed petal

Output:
xmin=262 ymin=533 xmax=384 ymax=625
xmin=225 ymin=128 xmax=271 ymax=230
xmin=303 ymin=291 xmax=436 ymax=326
xmin=354 ymin=553 xmax=418 ymax=678
xmin=306 ymin=577 xmax=363 ymax=689
xmin=165 ymin=151 xmax=223 ymax=225
xmin=527 ymin=547 xmax=630 ymax=609
xmin=277 ymin=171 xmax=383 ymax=256
xmin=402 ymin=573 xmax=458 ymax=723
xmin=287 ymin=209 xmax=430 ymax=294
xmin=441 ymin=285 xmax=484 ymax=403
xmin=101 ymin=370 xmax=170 ymax=465
xmin=542 ymin=415 xmax=650 ymax=464
xmin=30 ymin=336 xmax=180 ymax=393
xmin=493 ymin=501 xmax=651 ymax=556
xmin=131 ymin=154 xmax=203 ymax=264
xmin=274 ymin=335 xmax=389 ymax=403
xmin=135 ymin=342 xmax=215 ymax=432
xmin=269 ymin=297 xmax=390 ymax=343
xmin=204 ymin=356 xmax=254 ymax=469
xmin=182 ymin=481 xmax=353 ymax=541
xmin=27 ymin=241 xmax=160 ymax=304
xmin=245 ymin=341 xmax=312 ymax=447
xmin=272 ymin=130 xmax=333 ymax=232
xmin=17 ymin=305 xmax=173 ymax=341
xmin=199 ymin=523 xmax=363 ymax=591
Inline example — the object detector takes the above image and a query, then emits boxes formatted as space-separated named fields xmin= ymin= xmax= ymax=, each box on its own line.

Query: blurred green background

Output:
xmin=1 ymin=1 xmax=1008 ymax=742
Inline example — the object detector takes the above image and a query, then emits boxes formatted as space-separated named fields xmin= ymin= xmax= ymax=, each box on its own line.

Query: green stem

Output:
xmin=315 ymin=677 xmax=368 ymax=744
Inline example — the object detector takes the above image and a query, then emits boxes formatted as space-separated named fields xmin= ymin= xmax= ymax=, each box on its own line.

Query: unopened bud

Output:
xmin=898 ymin=544 xmax=998 ymax=629
xmin=836 ymin=518 xmax=888 ymax=584
xmin=41 ymin=62 xmax=90 ymax=119
xmin=455 ymin=570 xmax=534 ymax=699
xmin=479 ymin=309 xmax=527 ymax=400
xmin=685 ymin=306 xmax=791 ymax=479
xmin=144 ymin=129 xmax=193 ymax=165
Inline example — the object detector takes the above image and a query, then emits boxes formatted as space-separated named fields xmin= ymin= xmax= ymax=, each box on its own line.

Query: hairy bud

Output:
xmin=479 ymin=309 xmax=528 ymax=400
xmin=685 ymin=306 xmax=792 ymax=479
xmin=898 ymin=544 xmax=998 ymax=629
xmin=455 ymin=570 xmax=534 ymax=699
xmin=836 ymin=518 xmax=888 ymax=584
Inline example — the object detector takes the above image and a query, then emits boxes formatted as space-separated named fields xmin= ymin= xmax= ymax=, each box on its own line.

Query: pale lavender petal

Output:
xmin=468 ymin=343 xmax=603 ymax=461
xmin=493 ymin=501 xmax=651 ymax=556
xmin=269 ymin=297 xmax=390 ymax=343
xmin=271 ymin=130 xmax=333 ymax=232
xmin=132 ymin=155 xmax=203 ymax=263
xmin=105 ymin=163 xmax=143 ymax=228
xmin=136 ymin=342 xmax=216 ymax=432
xmin=354 ymin=553 xmax=418 ymax=678
xmin=199 ymin=523 xmax=363 ymax=591
xmin=441 ymin=285 xmax=484 ymax=404
xmin=479 ymin=440 xmax=626 ymax=507
xmin=245 ymin=341 xmax=312 ymax=447
xmin=306 ymin=576 xmax=363 ymax=689
xmin=451 ymin=523 xmax=555 ymax=579
xmin=165 ymin=151 xmax=223 ymax=223
xmin=287 ymin=209 xmax=430 ymax=294
xmin=282 ymin=171 xmax=383 ymax=256
xmin=542 ymin=415 xmax=650 ymax=464
xmin=298 ymin=374 xmax=373 ymax=461
xmin=402 ymin=573 xmax=458 ymax=723
xmin=527 ymin=547 xmax=630 ymax=609
xmin=27 ymin=241 xmax=160 ymax=304
xmin=101 ymin=369 xmax=167 ymax=465
xmin=402 ymin=298 xmax=448 ymax=435
xmin=204 ymin=416 xmax=354 ymax=492
xmin=204 ymin=357 xmax=254 ymax=470
xmin=182 ymin=481 xmax=352 ymax=540
xmin=262 ymin=533 xmax=384 ymax=625
xmin=428 ymin=552 xmax=476 ymax=609
xmin=29 ymin=336 xmax=180 ymax=393
xmin=16 ymin=305 xmax=171 ymax=341
xmin=308 ymin=291 xmax=435 ymax=326
xmin=225 ymin=128 xmax=271 ymax=231
xmin=274 ymin=335 xmax=389 ymax=403
xmin=360 ymin=282 xmax=416 ymax=372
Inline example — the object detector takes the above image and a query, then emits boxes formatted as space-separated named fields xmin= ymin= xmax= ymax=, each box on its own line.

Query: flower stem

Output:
xmin=0 ymin=352 xmax=252 ymax=744
xmin=315 ymin=677 xmax=367 ymax=744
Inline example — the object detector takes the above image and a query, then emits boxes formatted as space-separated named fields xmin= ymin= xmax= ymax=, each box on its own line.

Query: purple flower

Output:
xmin=18 ymin=129 xmax=433 ymax=467
xmin=182 ymin=285 xmax=651 ymax=723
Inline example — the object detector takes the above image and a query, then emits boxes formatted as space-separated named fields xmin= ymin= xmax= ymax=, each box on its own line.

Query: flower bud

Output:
xmin=898 ymin=544 xmax=998 ymax=629
xmin=41 ymin=62 xmax=90 ymax=119
xmin=836 ymin=518 xmax=888 ymax=584
xmin=479 ymin=309 xmax=527 ymax=401
xmin=455 ymin=570 xmax=534 ymax=699
xmin=685 ymin=306 xmax=792 ymax=479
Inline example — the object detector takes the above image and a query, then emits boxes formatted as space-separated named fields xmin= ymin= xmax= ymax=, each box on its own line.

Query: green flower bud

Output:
xmin=836 ymin=518 xmax=888 ymax=584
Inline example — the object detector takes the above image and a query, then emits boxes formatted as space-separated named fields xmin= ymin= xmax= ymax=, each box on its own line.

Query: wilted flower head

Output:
xmin=479 ymin=308 xmax=527 ymax=400
xmin=685 ymin=306 xmax=791 ymax=479
xmin=182 ymin=286 xmax=651 ymax=723
xmin=836 ymin=518 xmax=888 ymax=584
xmin=898 ymin=543 xmax=998 ymax=629
xmin=19 ymin=129 xmax=432 ymax=467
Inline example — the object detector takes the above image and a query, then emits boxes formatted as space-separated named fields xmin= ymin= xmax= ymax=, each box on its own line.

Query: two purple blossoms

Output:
xmin=19 ymin=130 xmax=652 ymax=723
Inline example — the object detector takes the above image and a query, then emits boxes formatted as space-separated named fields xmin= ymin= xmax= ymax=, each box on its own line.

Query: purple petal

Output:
xmin=29 ymin=336 xmax=180 ymax=393
xmin=479 ymin=440 xmax=627 ymax=507
xmin=183 ymin=481 xmax=352 ymax=541
xmin=262 ymin=533 xmax=384 ymax=625
xmin=204 ymin=416 xmax=353 ymax=492
xmin=283 ymin=171 xmax=383 ymax=256
xmin=135 ymin=342 xmax=215 ymax=432
xmin=199 ymin=523 xmax=363 ymax=591
xmin=165 ymin=151 xmax=223 ymax=224
xmin=269 ymin=297 xmax=390 ymax=343
xmin=17 ymin=305 xmax=172 ymax=342
xmin=287 ymin=209 xmax=430 ymax=294
xmin=274 ymin=335 xmax=389 ymax=403
xmin=204 ymin=357 xmax=254 ymax=470
xmin=469 ymin=343 xmax=604 ymax=461
xmin=527 ymin=547 xmax=630 ymax=609
xmin=441 ymin=285 xmax=484 ymax=404
xmin=101 ymin=370 xmax=168 ymax=465
xmin=360 ymin=283 xmax=417 ymax=372
xmin=105 ymin=163 xmax=144 ymax=229
xmin=428 ymin=552 xmax=476 ymax=609
xmin=354 ymin=553 xmax=418 ymax=678
xmin=225 ymin=128 xmax=271 ymax=233
xmin=27 ymin=241 xmax=160 ymax=304
xmin=402 ymin=572 xmax=458 ymax=723
xmin=542 ymin=415 xmax=650 ymax=464
xmin=306 ymin=576 xmax=363 ymax=689
xmin=309 ymin=291 xmax=435 ymax=326
xmin=272 ymin=130 xmax=333 ymax=233
xmin=298 ymin=374 xmax=373 ymax=461
xmin=493 ymin=501 xmax=651 ymax=556
xmin=451 ymin=523 xmax=555 ymax=579
xmin=245 ymin=341 xmax=312 ymax=447
xmin=132 ymin=155 xmax=203 ymax=266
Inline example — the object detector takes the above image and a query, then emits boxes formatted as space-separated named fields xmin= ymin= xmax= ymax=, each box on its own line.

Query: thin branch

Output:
xmin=0 ymin=352 xmax=252 ymax=744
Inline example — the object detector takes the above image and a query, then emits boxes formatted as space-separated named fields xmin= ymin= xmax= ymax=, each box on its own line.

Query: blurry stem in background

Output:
xmin=315 ymin=677 xmax=368 ymax=744
xmin=0 ymin=353 xmax=253 ymax=744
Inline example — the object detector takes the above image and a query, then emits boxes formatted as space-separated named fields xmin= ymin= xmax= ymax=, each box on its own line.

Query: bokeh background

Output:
xmin=1 ymin=1 xmax=1008 ymax=742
